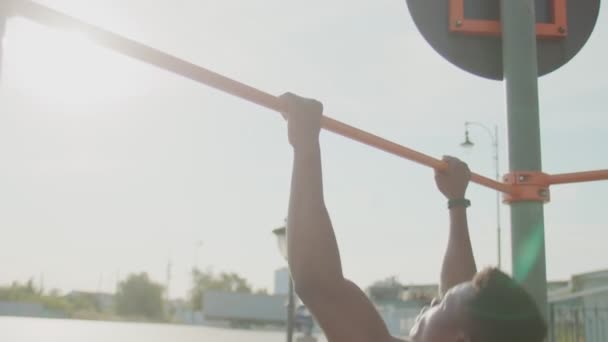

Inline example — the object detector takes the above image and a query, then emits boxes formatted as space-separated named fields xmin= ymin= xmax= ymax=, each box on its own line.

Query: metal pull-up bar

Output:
xmin=3 ymin=0 xmax=608 ymax=198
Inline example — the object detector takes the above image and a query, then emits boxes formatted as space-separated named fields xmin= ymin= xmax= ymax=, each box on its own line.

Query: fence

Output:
xmin=551 ymin=307 xmax=608 ymax=342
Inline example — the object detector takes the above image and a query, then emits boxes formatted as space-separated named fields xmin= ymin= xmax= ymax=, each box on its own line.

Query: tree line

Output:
xmin=0 ymin=268 xmax=264 ymax=322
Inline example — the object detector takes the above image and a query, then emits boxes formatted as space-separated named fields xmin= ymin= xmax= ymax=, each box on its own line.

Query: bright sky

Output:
xmin=0 ymin=0 xmax=606 ymax=300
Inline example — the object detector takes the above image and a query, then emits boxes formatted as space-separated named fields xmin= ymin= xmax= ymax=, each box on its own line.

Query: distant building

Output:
xmin=203 ymin=290 xmax=287 ymax=325
xmin=549 ymin=269 xmax=608 ymax=304
xmin=400 ymin=284 xmax=439 ymax=301
xmin=366 ymin=278 xmax=435 ymax=338
xmin=0 ymin=301 xmax=66 ymax=319
xmin=549 ymin=269 xmax=608 ymax=342
xmin=274 ymin=267 xmax=290 ymax=295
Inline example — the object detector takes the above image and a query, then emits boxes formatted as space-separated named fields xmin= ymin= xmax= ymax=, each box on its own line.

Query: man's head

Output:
xmin=409 ymin=268 xmax=547 ymax=342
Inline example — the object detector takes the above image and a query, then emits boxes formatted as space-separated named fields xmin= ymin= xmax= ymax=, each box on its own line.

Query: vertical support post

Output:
xmin=548 ymin=303 xmax=555 ymax=342
xmin=500 ymin=0 xmax=548 ymax=321
xmin=166 ymin=259 xmax=172 ymax=304
xmin=0 ymin=4 xmax=7 ymax=80
xmin=493 ymin=125 xmax=502 ymax=269
xmin=287 ymin=276 xmax=295 ymax=342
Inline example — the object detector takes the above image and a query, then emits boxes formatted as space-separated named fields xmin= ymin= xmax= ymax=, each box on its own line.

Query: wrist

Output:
xmin=293 ymin=140 xmax=320 ymax=156
xmin=444 ymin=192 xmax=466 ymax=201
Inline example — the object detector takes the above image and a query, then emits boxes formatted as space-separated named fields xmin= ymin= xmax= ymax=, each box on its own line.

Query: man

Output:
xmin=280 ymin=92 xmax=547 ymax=342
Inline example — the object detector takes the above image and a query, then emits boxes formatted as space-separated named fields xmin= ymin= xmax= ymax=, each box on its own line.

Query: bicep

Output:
xmin=302 ymin=279 xmax=392 ymax=342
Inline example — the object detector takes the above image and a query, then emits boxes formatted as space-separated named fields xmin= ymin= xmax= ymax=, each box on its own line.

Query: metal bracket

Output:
xmin=448 ymin=0 xmax=568 ymax=39
xmin=502 ymin=172 xmax=551 ymax=203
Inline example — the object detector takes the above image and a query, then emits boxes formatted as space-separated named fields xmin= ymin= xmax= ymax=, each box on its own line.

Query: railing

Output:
xmin=551 ymin=307 xmax=608 ymax=342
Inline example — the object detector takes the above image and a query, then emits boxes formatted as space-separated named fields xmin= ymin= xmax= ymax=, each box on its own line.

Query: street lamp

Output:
xmin=460 ymin=130 xmax=474 ymax=149
xmin=273 ymin=225 xmax=295 ymax=342
xmin=194 ymin=240 xmax=203 ymax=271
xmin=460 ymin=122 xmax=502 ymax=269
xmin=0 ymin=14 xmax=5 ymax=79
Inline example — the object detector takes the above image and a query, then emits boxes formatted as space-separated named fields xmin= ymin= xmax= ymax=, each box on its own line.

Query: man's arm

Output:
xmin=281 ymin=93 xmax=392 ymax=342
xmin=434 ymin=156 xmax=477 ymax=296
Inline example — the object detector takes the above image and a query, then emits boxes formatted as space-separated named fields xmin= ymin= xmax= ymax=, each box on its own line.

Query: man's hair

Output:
xmin=466 ymin=268 xmax=547 ymax=342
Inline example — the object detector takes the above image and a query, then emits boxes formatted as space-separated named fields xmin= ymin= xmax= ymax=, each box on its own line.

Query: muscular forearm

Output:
xmin=287 ymin=143 xmax=343 ymax=296
xmin=440 ymin=207 xmax=477 ymax=295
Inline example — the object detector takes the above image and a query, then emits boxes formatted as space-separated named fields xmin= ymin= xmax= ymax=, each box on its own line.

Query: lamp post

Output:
xmin=1 ymin=5 xmax=7 ymax=80
xmin=461 ymin=122 xmax=502 ymax=269
xmin=194 ymin=240 xmax=203 ymax=270
xmin=273 ymin=225 xmax=295 ymax=342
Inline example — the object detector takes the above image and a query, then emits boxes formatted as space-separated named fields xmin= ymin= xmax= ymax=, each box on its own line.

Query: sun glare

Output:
xmin=2 ymin=18 xmax=151 ymax=104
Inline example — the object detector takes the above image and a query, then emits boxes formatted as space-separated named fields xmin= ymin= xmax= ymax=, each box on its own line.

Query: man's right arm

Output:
xmin=282 ymin=93 xmax=392 ymax=342
xmin=434 ymin=156 xmax=477 ymax=296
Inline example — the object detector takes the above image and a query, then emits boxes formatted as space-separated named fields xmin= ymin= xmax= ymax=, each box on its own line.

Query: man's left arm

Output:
xmin=434 ymin=156 xmax=477 ymax=296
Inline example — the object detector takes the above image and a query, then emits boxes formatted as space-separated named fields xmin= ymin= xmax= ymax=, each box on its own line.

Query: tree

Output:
xmin=115 ymin=273 xmax=165 ymax=321
xmin=0 ymin=279 xmax=39 ymax=302
xmin=0 ymin=281 xmax=76 ymax=315
xmin=189 ymin=269 xmax=253 ymax=310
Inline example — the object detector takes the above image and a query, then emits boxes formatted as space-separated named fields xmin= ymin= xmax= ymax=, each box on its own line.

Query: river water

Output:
xmin=0 ymin=317 xmax=328 ymax=342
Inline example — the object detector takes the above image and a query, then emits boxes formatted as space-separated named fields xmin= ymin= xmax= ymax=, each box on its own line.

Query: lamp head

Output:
xmin=272 ymin=226 xmax=287 ymax=260
xmin=461 ymin=129 xmax=475 ymax=149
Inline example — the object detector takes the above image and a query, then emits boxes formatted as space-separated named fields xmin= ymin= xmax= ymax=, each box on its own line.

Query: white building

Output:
xmin=274 ymin=267 xmax=290 ymax=295
xmin=203 ymin=290 xmax=287 ymax=325
xmin=549 ymin=269 xmax=608 ymax=342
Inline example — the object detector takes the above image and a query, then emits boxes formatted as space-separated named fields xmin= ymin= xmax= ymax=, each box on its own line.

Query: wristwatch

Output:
xmin=448 ymin=198 xmax=471 ymax=209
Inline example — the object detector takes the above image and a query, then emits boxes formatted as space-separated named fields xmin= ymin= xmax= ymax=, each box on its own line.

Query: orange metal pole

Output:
xmin=324 ymin=117 xmax=512 ymax=193
xmin=548 ymin=170 xmax=608 ymax=185
xmin=9 ymin=0 xmax=512 ymax=194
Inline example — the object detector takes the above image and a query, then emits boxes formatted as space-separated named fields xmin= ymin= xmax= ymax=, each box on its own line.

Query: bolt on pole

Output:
xmin=500 ymin=0 xmax=548 ymax=320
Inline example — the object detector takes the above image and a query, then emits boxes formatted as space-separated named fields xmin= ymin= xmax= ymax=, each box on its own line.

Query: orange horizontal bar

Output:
xmin=9 ymin=0 xmax=512 ymax=194
xmin=548 ymin=170 xmax=608 ymax=185
xmin=323 ymin=117 xmax=512 ymax=193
